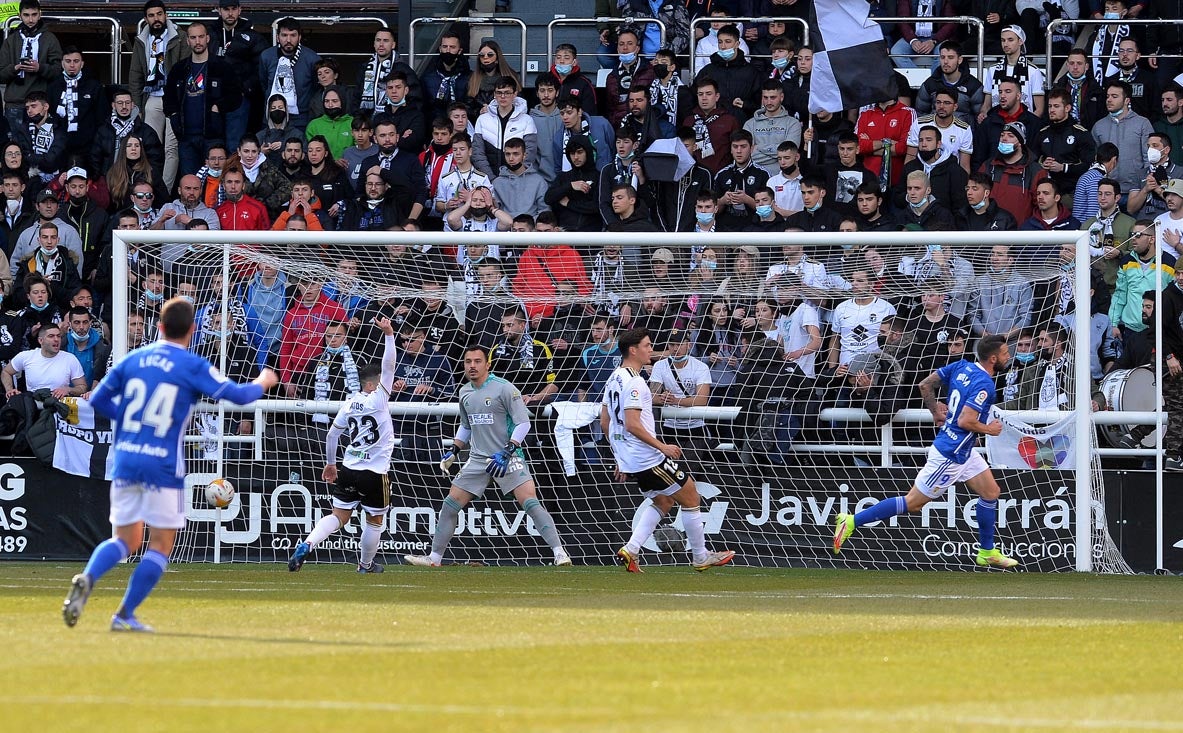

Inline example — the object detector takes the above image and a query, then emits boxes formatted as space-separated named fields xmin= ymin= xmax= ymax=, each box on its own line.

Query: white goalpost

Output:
xmin=111 ymin=228 xmax=1162 ymax=573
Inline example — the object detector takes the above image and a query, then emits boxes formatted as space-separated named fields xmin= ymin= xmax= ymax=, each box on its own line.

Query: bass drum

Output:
xmin=1099 ymin=367 xmax=1161 ymax=447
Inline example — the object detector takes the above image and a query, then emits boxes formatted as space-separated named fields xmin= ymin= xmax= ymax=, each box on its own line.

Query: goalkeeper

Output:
xmin=405 ymin=344 xmax=572 ymax=567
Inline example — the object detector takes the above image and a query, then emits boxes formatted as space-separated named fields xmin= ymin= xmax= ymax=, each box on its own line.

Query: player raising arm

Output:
xmin=404 ymin=343 xmax=571 ymax=567
xmin=63 ymin=298 xmax=279 ymax=632
xmin=602 ymin=328 xmax=734 ymax=573
xmin=832 ymin=333 xmax=1019 ymax=569
xmin=289 ymin=317 xmax=398 ymax=574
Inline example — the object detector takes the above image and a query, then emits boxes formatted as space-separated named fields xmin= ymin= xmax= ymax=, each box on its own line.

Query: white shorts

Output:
xmin=109 ymin=480 xmax=187 ymax=530
xmin=913 ymin=446 xmax=989 ymax=499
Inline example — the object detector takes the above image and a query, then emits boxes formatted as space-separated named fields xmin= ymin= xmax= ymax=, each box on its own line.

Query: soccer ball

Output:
xmin=205 ymin=478 xmax=236 ymax=508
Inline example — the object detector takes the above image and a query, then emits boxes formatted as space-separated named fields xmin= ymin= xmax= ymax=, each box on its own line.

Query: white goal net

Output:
xmin=112 ymin=229 xmax=1133 ymax=573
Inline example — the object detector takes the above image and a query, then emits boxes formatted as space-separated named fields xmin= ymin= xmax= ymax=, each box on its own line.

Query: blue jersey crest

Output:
xmin=932 ymin=359 xmax=995 ymax=463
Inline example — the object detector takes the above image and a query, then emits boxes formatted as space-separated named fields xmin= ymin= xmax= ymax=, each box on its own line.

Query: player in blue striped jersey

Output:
xmin=62 ymin=297 xmax=279 ymax=632
xmin=832 ymin=334 xmax=1019 ymax=569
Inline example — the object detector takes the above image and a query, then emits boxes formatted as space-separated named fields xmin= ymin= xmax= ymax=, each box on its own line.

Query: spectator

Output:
xmin=471 ymin=76 xmax=538 ymax=180
xmin=0 ymin=0 xmax=62 ymax=132
xmin=338 ymin=116 xmax=377 ymax=192
xmin=276 ymin=136 xmax=307 ymax=182
xmin=747 ymin=187 xmax=787 ymax=232
xmin=777 ymin=287 xmax=824 ymax=380
xmin=377 ymin=72 xmax=426 ymax=154
xmin=536 ymin=277 xmax=593 ymax=382
xmin=211 ymin=0 xmax=266 ymax=149
xmin=512 ymin=219 xmax=592 ymax=321
xmin=899 ymin=126 xmax=968 ymax=213
xmin=1 ymin=322 xmax=85 ymax=401
xmin=712 ymin=130 xmax=769 ymax=230
xmin=300 ymin=319 xmax=360 ymax=419
xmin=128 ymin=0 xmax=186 ymax=190
xmin=1012 ymin=323 xmax=1076 ymax=410
xmin=62 ymin=305 xmax=108 ymax=389
xmin=164 ymin=21 xmax=241 ymax=177
xmin=1073 ymin=143 xmax=1121 ymax=220
xmin=908 ymin=89 xmax=974 ymax=172
xmin=307 ymin=58 xmax=346 ymax=122
xmin=915 ymin=41 xmax=985 ymax=125
xmin=491 ymin=138 xmax=547 ymax=219
xmin=389 ymin=322 xmax=453 ymax=461
xmin=973 ymin=76 xmax=1043 ymax=172
xmin=542 ymin=43 xmax=597 ymax=109
xmin=891 ymin=0 xmax=957 ymax=68
xmin=683 ymin=78 xmax=741 ymax=175
xmin=1084 ymin=0 xmax=1131 ymax=84
xmin=899 ymin=170 xmax=957 ymax=230
xmin=970 ymin=244 xmax=1033 ymax=341
xmin=341 ymin=168 xmax=402 ymax=232
xmin=1092 ymin=80 xmax=1153 ymax=197
xmin=363 ymin=118 xmax=427 ymax=222
xmin=765 ymin=241 xmax=828 ymax=294
xmin=529 ymin=76 xmax=562 ymax=183
xmin=695 ymin=25 xmax=761 ymax=122
xmin=1156 ymin=82 xmax=1183 ymax=164
xmin=1156 ymin=178 xmax=1183 ymax=262
xmin=553 ymin=94 xmax=614 ymax=176
xmin=304 ymin=136 xmax=351 ymax=221
xmin=786 ymin=175 xmax=844 ymax=233
xmin=106 ymin=134 xmax=168 ymax=212
xmin=464 ymin=259 xmax=514 ymax=349
xmin=1081 ymin=177 xmax=1135 ymax=287
xmin=465 ymin=41 xmax=518 ymax=119
xmin=650 ymin=327 xmax=713 ymax=466
xmin=13 ymin=90 xmax=66 ymax=183
xmin=240 ymin=262 xmax=287 ymax=368
xmin=356 ymin=26 xmax=419 ymax=114
xmin=649 ymin=49 xmax=691 ymax=130
xmin=741 ymin=81 xmax=798 ymax=172
xmin=0 ymin=173 xmax=33 ymax=254
xmin=598 ymin=125 xmax=641 ymax=224
xmin=589 ymin=242 xmax=639 ymax=323
xmin=828 ymin=269 xmax=898 ymax=367
xmin=900 ymin=288 xmax=966 ymax=379
xmin=1021 ymin=179 xmax=1081 ymax=234
xmin=94 ymin=210 xmax=156 ymax=298
xmin=15 ymin=274 xmax=61 ymax=346
xmin=605 ymin=184 xmax=659 ymax=234
xmin=444 ymin=185 xmax=511 ymax=233
xmin=982 ymin=120 xmax=1044 ymax=223
xmin=59 ymin=167 xmax=107 ymax=282
xmin=643 ymin=127 xmax=714 ymax=232
xmin=491 ymin=306 xmax=558 ymax=406
xmin=234 ymin=134 xmax=290 ymax=220
xmin=1128 ymin=132 xmax=1182 ymax=217
xmin=90 ymin=88 xmax=164 ymax=187
xmin=271 ymin=176 xmax=328 ymax=231
xmin=151 ymin=174 xmax=221 ymax=230
xmin=304 ymin=87 xmax=353 ymax=158
xmin=619 ymin=86 xmax=675 ymax=153
xmin=321 ymin=256 xmax=369 ymax=320
xmin=855 ymin=94 xmax=914 ymax=191
xmin=216 ymin=166 xmax=270 ymax=231
xmin=856 ymin=182 xmax=898 ymax=232
xmin=544 ymin=136 xmax=601 ymax=232
xmin=434 ymin=132 xmax=491 ymax=217
xmin=11 ymin=191 xmax=82 ymax=278
xmin=783 ymin=45 xmax=813 ymax=123
xmin=981 ymin=26 xmax=1046 ymax=118
xmin=1052 ymin=48 xmax=1107 ymax=130
xmin=259 ymin=17 xmax=320 ymax=128
xmin=692 ymin=11 xmax=751 ymax=75
xmin=767 ymin=140 xmax=804 ymax=216
xmin=407 ymin=277 xmax=463 ymax=363
xmin=193 ymin=144 xmax=228 ymax=208
xmin=1034 ymin=89 xmax=1098 ymax=209
xmin=694 ymin=299 xmax=741 ymax=398
xmin=279 ymin=278 xmax=347 ymax=397
xmin=48 ymin=46 xmax=103 ymax=163
xmin=1105 ymin=37 xmax=1160 ymax=120
xmin=257 ymin=95 xmax=302 ymax=155
xmin=605 ymin=29 xmax=656 ymax=126
xmin=422 ymin=31 xmax=471 ymax=120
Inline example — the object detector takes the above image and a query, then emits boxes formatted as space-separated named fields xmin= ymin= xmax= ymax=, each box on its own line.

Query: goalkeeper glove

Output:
xmin=439 ymin=449 xmax=458 ymax=477
xmin=485 ymin=443 xmax=517 ymax=478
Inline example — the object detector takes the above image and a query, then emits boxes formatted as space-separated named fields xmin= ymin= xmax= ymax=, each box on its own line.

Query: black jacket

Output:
xmin=1034 ymin=117 xmax=1097 ymax=194
xmin=211 ymin=18 xmax=268 ymax=96
xmin=11 ymin=113 xmax=67 ymax=176
xmin=89 ymin=116 xmax=164 ymax=184
xmin=60 ymin=199 xmax=109 ymax=278
xmin=695 ymin=50 xmax=762 ymax=123
xmin=1050 ymin=74 xmax=1106 ymax=130
xmin=544 ymin=138 xmax=601 ymax=232
xmin=897 ymin=154 xmax=968 ymax=213
xmin=163 ymin=55 xmax=243 ymax=139
xmin=643 ymin=165 xmax=714 ymax=233
xmin=957 ymin=199 xmax=1018 ymax=231
xmin=45 ymin=73 xmax=105 ymax=158
xmin=357 ymin=151 xmax=428 ymax=221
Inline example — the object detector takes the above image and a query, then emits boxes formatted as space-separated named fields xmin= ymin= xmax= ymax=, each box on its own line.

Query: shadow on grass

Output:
xmin=153 ymin=630 xmax=421 ymax=649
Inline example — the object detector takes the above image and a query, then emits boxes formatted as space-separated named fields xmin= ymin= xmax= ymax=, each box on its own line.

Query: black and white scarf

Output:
xmin=1091 ymin=23 xmax=1130 ymax=83
xmin=145 ymin=30 xmax=170 ymax=92
xmin=110 ymin=111 xmax=136 ymax=142
xmin=17 ymin=24 xmax=41 ymax=81
xmin=990 ymin=54 xmax=1034 ymax=103
xmin=361 ymin=54 xmax=394 ymax=111
xmin=271 ymin=44 xmax=302 ymax=114
xmin=436 ymin=70 xmax=461 ymax=103
xmin=692 ymin=110 xmax=721 ymax=159
xmin=58 ymin=72 xmax=81 ymax=132
xmin=651 ymin=76 xmax=683 ymax=128
xmin=196 ymin=166 xmax=226 ymax=207
xmin=312 ymin=347 xmax=360 ymax=423
xmin=590 ymin=254 xmax=627 ymax=315
xmin=560 ymin=116 xmax=592 ymax=172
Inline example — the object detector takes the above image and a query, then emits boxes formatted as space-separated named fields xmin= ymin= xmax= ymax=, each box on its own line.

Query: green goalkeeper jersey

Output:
xmin=457 ymin=375 xmax=530 ymax=459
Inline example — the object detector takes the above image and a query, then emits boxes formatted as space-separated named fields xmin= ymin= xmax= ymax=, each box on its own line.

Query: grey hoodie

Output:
xmin=492 ymin=164 xmax=548 ymax=219
xmin=529 ymin=104 xmax=563 ymax=183
xmin=970 ymin=270 xmax=1033 ymax=338
xmin=1091 ymin=109 xmax=1153 ymax=197
xmin=743 ymin=106 xmax=802 ymax=172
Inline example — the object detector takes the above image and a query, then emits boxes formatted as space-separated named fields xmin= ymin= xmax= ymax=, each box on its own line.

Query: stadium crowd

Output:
xmin=0 ymin=0 xmax=1180 ymax=468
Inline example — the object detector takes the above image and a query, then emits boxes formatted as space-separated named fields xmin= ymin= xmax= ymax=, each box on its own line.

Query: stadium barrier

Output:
xmin=408 ymin=16 xmax=528 ymax=74
xmin=873 ymin=16 xmax=987 ymax=80
xmin=3 ymin=14 xmax=122 ymax=84
xmin=1044 ymin=18 xmax=1181 ymax=86
xmin=688 ymin=16 xmax=810 ymax=72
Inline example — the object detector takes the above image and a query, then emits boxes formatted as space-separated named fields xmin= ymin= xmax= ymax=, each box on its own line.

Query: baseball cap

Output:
xmin=65 ymin=166 xmax=88 ymax=181
xmin=1003 ymin=25 xmax=1026 ymax=45
xmin=36 ymin=188 xmax=57 ymax=202
xmin=667 ymin=328 xmax=691 ymax=343
xmin=651 ymin=248 xmax=675 ymax=263
xmin=218 ymin=0 xmax=240 ymax=7
xmin=1164 ymin=179 xmax=1183 ymax=198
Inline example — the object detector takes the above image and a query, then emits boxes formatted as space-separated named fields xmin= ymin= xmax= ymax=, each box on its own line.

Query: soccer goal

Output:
xmin=111 ymin=228 xmax=1162 ymax=572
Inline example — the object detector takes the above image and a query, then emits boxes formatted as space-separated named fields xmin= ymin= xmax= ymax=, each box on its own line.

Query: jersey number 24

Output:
xmin=121 ymin=378 xmax=178 ymax=438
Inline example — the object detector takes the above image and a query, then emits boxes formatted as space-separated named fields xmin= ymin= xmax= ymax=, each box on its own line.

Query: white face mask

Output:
xmin=1147 ymin=147 xmax=1163 ymax=166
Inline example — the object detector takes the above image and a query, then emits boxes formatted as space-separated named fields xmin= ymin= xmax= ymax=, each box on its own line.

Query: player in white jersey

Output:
xmin=404 ymin=343 xmax=571 ymax=567
xmin=602 ymin=328 xmax=735 ymax=573
xmin=288 ymin=317 xmax=398 ymax=573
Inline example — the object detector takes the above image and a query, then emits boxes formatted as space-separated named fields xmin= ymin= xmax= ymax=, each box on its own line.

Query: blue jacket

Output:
xmin=64 ymin=328 xmax=109 ymax=386
xmin=258 ymin=45 xmax=322 ymax=125
xmin=553 ymin=113 xmax=616 ymax=173
xmin=241 ymin=271 xmax=289 ymax=366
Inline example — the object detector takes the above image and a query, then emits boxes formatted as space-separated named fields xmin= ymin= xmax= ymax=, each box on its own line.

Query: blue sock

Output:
xmin=82 ymin=538 xmax=129 ymax=585
xmin=116 ymin=549 xmax=167 ymax=619
xmin=977 ymin=499 xmax=998 ymax=551
xmin=854 ymin=496 xmax=908 ymax=527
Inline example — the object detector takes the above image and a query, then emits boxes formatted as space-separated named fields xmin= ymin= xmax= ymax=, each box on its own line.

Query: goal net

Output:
xmin=112 ymin=228 xmax=1132 ymax=573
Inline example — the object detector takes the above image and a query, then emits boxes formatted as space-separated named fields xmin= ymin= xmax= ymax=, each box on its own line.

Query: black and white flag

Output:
xmin=808 ymin=0 xmax=896 ymax=114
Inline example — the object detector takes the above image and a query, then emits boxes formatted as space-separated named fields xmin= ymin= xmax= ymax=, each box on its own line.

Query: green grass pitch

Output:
xmin=2 ymin=562 xmax=1182 ymax=733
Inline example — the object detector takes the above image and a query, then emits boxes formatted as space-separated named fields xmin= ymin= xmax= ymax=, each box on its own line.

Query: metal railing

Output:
xmin=1045 ymin=18 xmax=1181 ymax=86
xmin=271 ymin=16 xmax=389 ymax=64
xmin=408 ymin=16 xmax=527 ymax=78
xmin=546 ymin=16 xmax=667 ymax=68
xmin=689 ymin=16 xmax=810 ymax=75
xmin=873 ymin=16 xmax=986 ymax=81
xmin=4 ymin=15 xmax=122 ymax=84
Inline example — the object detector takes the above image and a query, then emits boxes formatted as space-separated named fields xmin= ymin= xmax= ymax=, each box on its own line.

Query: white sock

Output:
xmin=360 ymin=521 xmax=382 ymax=567
xmin=428 ymin=551 xmax=442 ymax=564
xmin=306 ymin=514 xmax=343 ymax=548
xmin=682 ymin=507 xmax=708 ymax=563
xmin=624 ymin=504 xmax=665 ymax=554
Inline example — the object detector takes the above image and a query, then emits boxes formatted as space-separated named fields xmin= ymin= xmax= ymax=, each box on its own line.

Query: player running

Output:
xmin=289 ymin=317 xmax=398 ymax=574
xmin=404 ymin=343 xmax=571 ymax=567
xmin=603 ymin=328 xmax=735 ymax=573
xmin=62 ymin=297 xmax=279 ymax=632
xmin=832 ymin=334 xmax=1019 ymax=569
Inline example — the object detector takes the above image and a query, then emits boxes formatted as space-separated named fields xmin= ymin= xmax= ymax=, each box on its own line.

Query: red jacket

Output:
xmin=682 ymin=107 xmax=741 ymax=174
xmin=512 ymin=245 xmax=593 ymax=320
xmin=856 ymin=101 xmax=915 ymax=188
xmin=279 ymin=294 xmax=348 ymax=384
xmin=983 ymin=151 xmax=1046 ymax=225
xmin=217 ymin=195 xmax=271 ymax=231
